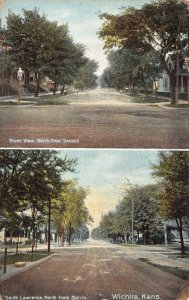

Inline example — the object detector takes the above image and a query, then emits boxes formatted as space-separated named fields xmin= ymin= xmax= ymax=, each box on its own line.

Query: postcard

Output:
xmin=0 ymin=148 xmax=188 ymax=300
xmin=0 ymin=0 xmax=189 ymax=148
xmin=0 ymin=0 xmax=189 ymax=300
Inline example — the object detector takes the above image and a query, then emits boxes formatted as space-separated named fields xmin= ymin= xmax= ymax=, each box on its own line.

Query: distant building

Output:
xmin=166 ymin=220 xmax=189 ymax=244
xmin=155 ymin=54 xmax=189 ymax=99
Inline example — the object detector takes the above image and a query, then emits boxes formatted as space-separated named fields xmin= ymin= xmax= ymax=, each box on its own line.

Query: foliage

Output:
xmin=100 ymin=67 xmax=114 ymax=88
xmin=96 ymin=184 xmax=163 ymax=245
xmin=44 ymin=22 xmax=86 ymax=94
xmin=98 ymin=0 xmax=189 ymax=104
xmin=52 ymin=179 xmax=93 ymax=245
xmin=153 ymin=151 xmax=189 ymax=254
xmin=74 ymin=59 xmax=98 ymax=90
xmin=0 ymin=150 xmax=76 ymax=244
xmin=5 ymin=8 xmax=89 ymax=96
xmin=100 ymin=49 xmax=163 ymax=94
xmin=6 ymin=8 xmax=52 ymax=95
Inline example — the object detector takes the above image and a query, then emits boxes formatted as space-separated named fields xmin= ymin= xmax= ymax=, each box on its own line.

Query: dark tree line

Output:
xmin=0 ymin=150 xmax=92 ymax=250
xmin=1 ymin=8 xmax=98 ymax=96
xmin=99 ymin=0 xmax=189 ymax=105
xmin=92 ymin=152 xmax=189 ymax=254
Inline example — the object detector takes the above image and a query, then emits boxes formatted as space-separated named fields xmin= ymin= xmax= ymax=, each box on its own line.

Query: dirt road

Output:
xmin=0 ymin=240 xmax=186 ymax=300
xmin=1 ymin=89 xmax=189 ymax=148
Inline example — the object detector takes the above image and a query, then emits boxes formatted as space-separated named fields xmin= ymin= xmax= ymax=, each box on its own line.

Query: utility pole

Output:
xmin=164 ymin=221 xmax=168 ymax=248
xmin=48 ymin=197 xmax=51 ymax=253
xmin=131 ymin=198 xmax=134 ymax=244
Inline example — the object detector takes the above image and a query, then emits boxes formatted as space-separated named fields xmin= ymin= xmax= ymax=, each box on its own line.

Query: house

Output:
xmin=0 ymin=19 xmax=50 ymax=97
xmin=155 ymin=53 xmax=189 ymax=99
xmin=165 ymin=220 xmax=189 ymax=244
xmin=0 ymin=26 xmax=15 ymax=96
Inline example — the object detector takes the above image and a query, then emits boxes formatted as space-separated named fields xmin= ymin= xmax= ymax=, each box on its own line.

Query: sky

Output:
xmin=58 ymin=149 xmax=160 ymax=229
xmin=0 ymin=0 xmax=152 ymax=75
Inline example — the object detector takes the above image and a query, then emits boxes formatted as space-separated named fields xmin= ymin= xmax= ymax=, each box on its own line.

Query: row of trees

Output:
xmin=1 ymin=8 xmax=98 ymax=96
xmin=98 ymin=0 xmax=189 ymax=104
xmin=100 ymin=50 xmax=163 ymax=96
xmin=92 ymin=184 xmax=164 ymax=245
xmin=92 ymin=152 xmax=189 ymax=254
xmin=0 ymin=150 xmax=92 ymax=250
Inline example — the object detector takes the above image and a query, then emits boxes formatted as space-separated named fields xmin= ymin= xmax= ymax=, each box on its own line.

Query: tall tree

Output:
xmin=6 ymin=8 xmax=52 ymax=96
xmin=153 ymin=151 xmax=189 ymax=254
xmin=74 ymin=59 xmax=98 ymax=90
xmin=52 ymin=180 xmax=93 ymax=246
xmin=98 ymin=0 xmax=188 ymax=105
xmin=44 ymin=22 xmax=86 ymax=94
xmin=0 ymin=150 xmax=76 ymax=251
xmin=98 ymin=184 xmax=163 ymax=245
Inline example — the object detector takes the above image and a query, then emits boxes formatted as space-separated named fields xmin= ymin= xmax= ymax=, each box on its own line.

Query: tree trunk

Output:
xmin=141 ymin=70 xmax=148 ymax=97
xmin=68 ymin=222 xmax=71 ymax=246
xmin=4 ymin=228 xmax=7 ymax=244
xmin=176 ymin=217 xmax=185 ymax=255
xmin=32 ymin=207 xmax=35 ymax=250
xmin=169 ymin=73 xmax=177 ymax=106
xmin=137 ymin=230 xmax=140 ymax=244
xmin=154 ymin=79 xmax=158 ymax=100
xmin=53 ymin=82 xmax=57 ymax=95
xmin=61 ymin=84 xmax=65 ymax=95
xmin=34 ymin=71 xmax=40 ymax=97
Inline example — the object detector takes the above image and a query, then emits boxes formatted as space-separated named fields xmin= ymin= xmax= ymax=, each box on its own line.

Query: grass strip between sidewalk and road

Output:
xmin=36 ymin=93 xmax=69 ymax=105
xmin=6 ymin=251 xmax=53 ymax=265
xmin=138 ymin=258 xmax=189 ymax=280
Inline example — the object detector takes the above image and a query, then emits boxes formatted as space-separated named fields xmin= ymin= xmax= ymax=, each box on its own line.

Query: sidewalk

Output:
xmin=0 ymin=243 xmax=69 ymax=282
xmin=0 ymin=92 xmax=58 ymax=103
xmin=0 ymin=253 xmax=54 ymax=283
xmin=126 ymin=244 xmax=189 ymax=271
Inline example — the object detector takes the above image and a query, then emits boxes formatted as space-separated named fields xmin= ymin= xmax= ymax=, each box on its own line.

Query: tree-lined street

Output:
xmin=0 ymin=240 xmax=186 ymax=300
xmin=0 ymin=89 xmax=189 ymax=148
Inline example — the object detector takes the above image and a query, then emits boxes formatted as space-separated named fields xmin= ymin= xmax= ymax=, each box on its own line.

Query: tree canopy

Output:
xmin=95 ymin=184 xmax=163 ymax=245
xmin=5 ymin=8 xmax=98 ymax=96
xmin=0 ymin=150 xmax=77 ymax=247
xmin=153 ymin=151 xmax=189 ymax=254
xmin=98 ymin=0 xmax=189 ymax=104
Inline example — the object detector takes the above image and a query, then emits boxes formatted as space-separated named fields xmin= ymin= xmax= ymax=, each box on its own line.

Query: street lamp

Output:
xmin=17 ymin=67 xmax=24 ymax=104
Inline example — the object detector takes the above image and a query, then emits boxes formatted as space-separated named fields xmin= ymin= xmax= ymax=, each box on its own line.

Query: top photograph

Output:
xmin=0 ymin=0 xmax=189 ymax=149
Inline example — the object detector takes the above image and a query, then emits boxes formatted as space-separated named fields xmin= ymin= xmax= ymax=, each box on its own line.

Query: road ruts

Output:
xmin=0 ymin=241 xmax=185 ymax=300
xmin=1 ymin=89 xmax=189 ymax=148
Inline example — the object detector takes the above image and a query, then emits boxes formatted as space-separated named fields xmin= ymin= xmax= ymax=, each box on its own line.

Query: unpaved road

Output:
xmin=1 ymin=89 xmax=189 ymax=148
xmin=0 ymin=240 xmax=186 ymax=300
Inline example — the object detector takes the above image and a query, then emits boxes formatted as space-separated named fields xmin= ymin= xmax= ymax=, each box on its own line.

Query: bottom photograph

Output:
xmin=0 ymin=149 xmax=188 ymax=300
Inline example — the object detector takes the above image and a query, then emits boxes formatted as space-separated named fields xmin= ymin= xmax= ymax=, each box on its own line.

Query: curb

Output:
xmin=0 ymin=254 xmax=55 ymax=283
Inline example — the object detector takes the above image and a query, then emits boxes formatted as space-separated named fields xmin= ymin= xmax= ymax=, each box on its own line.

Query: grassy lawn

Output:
xmin=124 ymin=92 xmax=189 ymax=106
xmin=121 ymin=244 xmax=139 ymax=247
xmin=166 ymin=253 xmax=189 ymax=260
xmin=6 ymin=251 xmax=52 ymax=265
xmin=0 ymin=100 xmax=35 ymax=105
xmin=36 ymin=94 xmax=68 ymax=105
xmin=165 ymin=103 xmax=189 ymax=108
xmin=132 ymin=95 xmax=170 ymax=103
xmin=138 ymin=258 xmax=189 ymax=280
